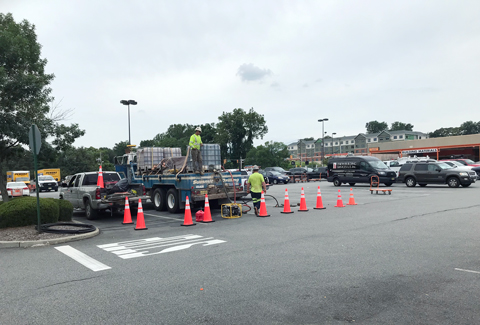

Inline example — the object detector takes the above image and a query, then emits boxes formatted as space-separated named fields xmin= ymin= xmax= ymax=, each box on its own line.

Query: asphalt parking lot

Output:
xmin=2 ymin=180 xmax=480 ymax=324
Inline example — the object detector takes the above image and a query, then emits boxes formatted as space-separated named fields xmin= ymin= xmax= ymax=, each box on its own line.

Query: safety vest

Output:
xmin=189 ymin=134 xmax=202 ymax=150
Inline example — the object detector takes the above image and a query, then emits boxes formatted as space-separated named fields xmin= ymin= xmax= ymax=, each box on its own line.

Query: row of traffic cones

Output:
xmin=280 ymin=186 xmax=357 ymax=213
xmin=122 ymin=197 xmax=148 ymax=230
xmin=181 ymin=194 xmax=215 ymax=226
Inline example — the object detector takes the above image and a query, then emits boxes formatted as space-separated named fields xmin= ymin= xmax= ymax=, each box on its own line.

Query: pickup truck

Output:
xmin=59 ymin=171 xmax=149 ymax=219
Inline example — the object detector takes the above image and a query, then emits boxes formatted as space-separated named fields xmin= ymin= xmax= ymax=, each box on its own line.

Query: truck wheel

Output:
xmin=166 ymin=188 xmax=180 ymax=213
xmin=333 ymin=178 xmax=341 ymax=186
xmin=447 ymin=177 xmax=460 ymax=188
xmin=85 ymin=200 xmax=99 ymax=220
xmin=153 ymin=188 xmax=167 ymax=211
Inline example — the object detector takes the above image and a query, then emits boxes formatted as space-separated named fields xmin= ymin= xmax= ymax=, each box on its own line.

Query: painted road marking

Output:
xmin=55 ymin=245 xmax=111 ymax=272
xmin=98 ymin=234 xmax=226 ymax=259
xmin=455 ymin=268 xmax=480 ymax=274
xmin=143 ymin=213 xmax=207 ymax=225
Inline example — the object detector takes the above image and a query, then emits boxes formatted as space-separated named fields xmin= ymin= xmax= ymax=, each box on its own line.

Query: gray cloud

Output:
xmin=236 ymin=63 xmax=272 ymax=82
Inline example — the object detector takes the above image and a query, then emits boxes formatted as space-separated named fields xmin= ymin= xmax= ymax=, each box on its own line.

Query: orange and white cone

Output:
xmin=200 ymin=194 xmax=214 ymax=223
xmin=298 ymin=187 xmax=308 ymax=211
xmin=258 ymin=191 xmax=270 ymax=217
xmin=122 ymin=197 xmax=133 ymax=224
xmin=97 ymin=165 xmax=104 ymax=188
xmin=181 ymin=196 xmax=195 ymax=226
xmin=135 ymin=199 xmax=148 ymax=230
xmin=347 ymin=188 xmax=357 ymax=205
xmin=334 ymin=189 xmax=345 ymax=208
xmin=281 ymin=189 xmax=294 ymax=214
xmin=314 ymin=186 xmax=326 ymax=210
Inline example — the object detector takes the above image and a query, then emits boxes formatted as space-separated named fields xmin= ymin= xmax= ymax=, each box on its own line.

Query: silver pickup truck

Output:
xmin=59 ymin=171 xmax=149 ymax=219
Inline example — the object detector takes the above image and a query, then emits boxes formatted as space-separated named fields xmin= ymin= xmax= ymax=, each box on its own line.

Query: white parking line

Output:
xmin=55 ymin=245 xmax=111 ymax=272
xmin=144 ymin=213 xmax=207 ymax=224
xmin=455 ymin=268 xmax=480 ymax=274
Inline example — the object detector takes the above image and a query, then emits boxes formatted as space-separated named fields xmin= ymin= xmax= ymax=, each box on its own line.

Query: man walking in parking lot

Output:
xmin=247 ymin=165 xmax=267 ymax=216
xmin=189 ymin=127 xmax=204 ymax=175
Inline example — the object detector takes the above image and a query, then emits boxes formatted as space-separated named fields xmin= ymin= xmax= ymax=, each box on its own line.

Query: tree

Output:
xmin=365 ymin=121 xmax=388 ymax=134
xmin=244 ymin=141 xmax=289 ymax=169
xmin=459 ymin=121 xmax=480 ymax=135
xmin=0 ymin=14 xmax=84 ymax=201
xmin=215 ymin=108 xmax=268 ymax=161
xmin=390 ymin=121 xmax=414 ymax=131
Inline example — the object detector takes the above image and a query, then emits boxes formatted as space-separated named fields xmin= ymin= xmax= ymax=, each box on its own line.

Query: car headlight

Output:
xmin=459 ymin=172 xmax=468 ymax=176
xmin=378 ymin=171 xmax=386 ymax=176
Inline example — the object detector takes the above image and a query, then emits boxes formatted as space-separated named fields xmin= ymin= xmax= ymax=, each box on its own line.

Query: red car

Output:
xmin=441 ymin=159 xmax=480 ymax=167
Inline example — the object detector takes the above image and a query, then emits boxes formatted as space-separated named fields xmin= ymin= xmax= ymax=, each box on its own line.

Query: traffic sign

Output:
xmin=28 ymin=124 xmax=41 ymax=154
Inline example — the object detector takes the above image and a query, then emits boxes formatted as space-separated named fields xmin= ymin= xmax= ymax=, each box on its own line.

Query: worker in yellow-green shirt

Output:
xmin=247 ymin=165 xmax=267 ymax=216
xmin=189 ymin=127 xmax=204 ymax=175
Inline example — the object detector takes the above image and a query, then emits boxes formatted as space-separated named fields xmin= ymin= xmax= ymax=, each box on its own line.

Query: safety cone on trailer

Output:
xmin=97 ymin=165 xmax=104 ymax=188
xmin=258 ymin=191 xmax=270 ymax=217
xmin=314 ymin=186 xmax=326 ymax=210
xmin=122 ymin=197 xmax=133 ymax=224
xmin=334 ymin=189 xmax=345 ymax=208
xmin=200 ymin=194 xmax=215 ymax=223
xmin=347 ymin=188 xmax=357 ymax=205
xmin=298 ymin=187 xmax=308 ymax=211
xmin=281 ymin=189 xmax=294 ymax=214
xmin=181 ymin=196 xmax=195 ymax=226
xmin=134 ymin=199 xmax=148 ymax=230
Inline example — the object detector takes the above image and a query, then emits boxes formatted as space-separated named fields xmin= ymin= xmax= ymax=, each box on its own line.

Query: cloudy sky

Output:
xmin=4 ymin=0 xmax=480 ymax=148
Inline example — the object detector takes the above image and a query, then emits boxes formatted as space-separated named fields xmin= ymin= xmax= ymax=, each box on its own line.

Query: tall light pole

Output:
xmin=120 ymin=99 xmax=137 ymax=145
xmin=318 ymin=118 xmax=328 ymax=165
xmin=332 ymin=132 xmax=337 ymax=156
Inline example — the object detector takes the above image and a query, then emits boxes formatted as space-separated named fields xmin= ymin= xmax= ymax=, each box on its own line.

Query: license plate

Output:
xmin=48 ymin=187 xmax=52 ymax=189
xmin=391 ymin=177 xmax=395 ymax=180
xmin=200 ymin=190 xmax=207 ymax=195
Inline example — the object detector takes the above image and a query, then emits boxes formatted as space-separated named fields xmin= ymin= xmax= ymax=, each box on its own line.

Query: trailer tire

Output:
xmin=153 ymin=188 xmax=167 ymax=211
xmin=166 ymin=188 xmax=180 ymax=214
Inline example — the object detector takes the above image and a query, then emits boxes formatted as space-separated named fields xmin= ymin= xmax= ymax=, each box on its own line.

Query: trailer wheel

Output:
xmin=166 ymin=188 xmax=180 ymax=213
xmin=153 ymin=188 xmax=167 ymax=211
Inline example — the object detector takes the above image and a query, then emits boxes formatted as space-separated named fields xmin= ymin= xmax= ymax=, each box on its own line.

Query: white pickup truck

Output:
xmin=59 ymin=171 xmax=149 ymax=219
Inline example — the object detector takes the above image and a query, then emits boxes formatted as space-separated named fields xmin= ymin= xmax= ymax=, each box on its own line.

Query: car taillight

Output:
xmin=23 ymin=187 xmax=28 ymax=190
xmin=95 ymin=188 xmax=101 ymax=200
xmin=142 ymin=185 xmax=146 ymax=196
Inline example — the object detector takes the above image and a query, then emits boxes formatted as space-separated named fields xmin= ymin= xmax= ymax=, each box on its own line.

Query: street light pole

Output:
xmin=318 ymin=118 xmax=328 ymax=166
xmin=120 ymin=100 xmax=137 ymax=145
xmin=332 ymin=132 xmax=337 ymax=156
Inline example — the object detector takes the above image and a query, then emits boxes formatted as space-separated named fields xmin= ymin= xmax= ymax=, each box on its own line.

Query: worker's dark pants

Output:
xmin=251 ymin=192 xmax=261 ymax=210
xmin=191 ymin=148 xmax=203 ymax=172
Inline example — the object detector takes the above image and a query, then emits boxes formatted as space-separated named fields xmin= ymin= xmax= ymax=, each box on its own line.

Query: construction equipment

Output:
xmin=221 ymin=203 xmax=242 ymax=219
xmin=370 ymin=175 xmax=392 ymax=195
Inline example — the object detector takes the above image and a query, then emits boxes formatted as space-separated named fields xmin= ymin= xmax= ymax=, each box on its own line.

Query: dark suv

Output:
xmin=397 ymin=162 xmax=474 ymax=188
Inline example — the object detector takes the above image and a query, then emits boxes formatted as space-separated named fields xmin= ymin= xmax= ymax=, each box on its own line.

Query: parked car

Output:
xmin=397 ymin=162 xmax=475 ymax=188
xmin=306 ymin=167 xmax=327 ymax=180
xmin=6 ymin=182 xmax=30 ymax=197
xmin=264 ymin=167 xmax=288 ymax=175
xmin=266 ymin=171 xmax=289 ymax=184
xmin=327 ymin=156 xmax=396 ymax=186
xmin=436 ymin=160 xmax=479 ymax=180
xmin=286 ymin=167 xmax=309 ymax=176
xmin=258 ymin=169 xmax=270 ymax=184
xmin=35 ymin=175 xmax=58 ymax=192
xmin=441 ymin=159 xmax=480 ymax=167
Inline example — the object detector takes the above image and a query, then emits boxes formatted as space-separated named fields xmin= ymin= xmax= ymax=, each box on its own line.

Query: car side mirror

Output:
xmin=436 ymin=168 xmax=441 ymax=172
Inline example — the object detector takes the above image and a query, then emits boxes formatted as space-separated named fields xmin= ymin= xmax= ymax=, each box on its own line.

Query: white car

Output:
xmin=6 ymin=182 xmax=30 ymax=197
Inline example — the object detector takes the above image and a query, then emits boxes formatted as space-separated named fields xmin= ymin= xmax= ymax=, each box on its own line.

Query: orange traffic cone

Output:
xmin=122 ymin=197 xmax=133 ymax=224
xmin=97 ymin=165 xmax=104 ymax=188
xmin=314 ymin=186 xmax=326 ymax=210
xmin=347 ymin=188 xmax=357 ymax=205
xmin=334 ymin=189 xmax=345 ymax=207
xmin=134 ymin=199 xmax=148 ymax=230
xmin=200 ymin=194 xmax=215 ymax=223
xmin=258 ymin=191 xmax=270 ymax=217
xmin=181 ymin=196 xmax=195 ymax=226
xmin=298 ymin=187 xmax=308 ymax=212
xmin=281 ymin=189 xmax=294 ymax=214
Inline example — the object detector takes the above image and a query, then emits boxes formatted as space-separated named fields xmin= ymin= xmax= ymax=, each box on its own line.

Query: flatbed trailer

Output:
xmin=116 ymin=161 xmax=247 ymax=213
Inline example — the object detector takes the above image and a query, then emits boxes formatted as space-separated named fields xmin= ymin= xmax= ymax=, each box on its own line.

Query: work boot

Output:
xmin=254 ymin=207 xmax=259 ymax=216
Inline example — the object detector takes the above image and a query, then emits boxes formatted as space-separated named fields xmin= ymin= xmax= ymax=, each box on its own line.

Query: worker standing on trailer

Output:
xmin=189 ymin=126 xmax=204 ymax=175
xmin=247 ymin=165 xmax=266 ymax=216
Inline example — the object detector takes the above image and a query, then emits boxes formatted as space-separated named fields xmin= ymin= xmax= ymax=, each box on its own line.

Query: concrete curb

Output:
xmin=0 ymin=227 xmax=100 ymax=249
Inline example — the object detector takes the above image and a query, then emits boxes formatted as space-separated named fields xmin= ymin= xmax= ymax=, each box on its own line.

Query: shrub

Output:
xmin=0 ymin=197 xmax=59 ymax=228
xmin=57 ymin=199 xmax=73 ymax=222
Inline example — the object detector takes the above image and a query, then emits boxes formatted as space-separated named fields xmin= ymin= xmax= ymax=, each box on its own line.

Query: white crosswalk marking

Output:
xmin=98 ymin=234 xmax=226 ymax=259
xmin=55 ymin=245 xmax=111 ymax=272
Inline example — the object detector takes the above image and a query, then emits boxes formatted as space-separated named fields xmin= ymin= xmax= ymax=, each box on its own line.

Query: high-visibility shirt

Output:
xmin=189 ymin=134 xmax=202 ymax=150
xmin=248 ymin=173 xmax=264 ymax=193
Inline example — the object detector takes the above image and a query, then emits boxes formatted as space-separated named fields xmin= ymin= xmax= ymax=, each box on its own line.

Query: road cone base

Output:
xmin=280 ymin=211 xmax=294 ymax=214
xmin=314 ymin=207 xmax=326 ymax=210
xmin=135 ymin=227 xmax=148 ymax=230
xmin=347 ymin=203 xmax=357 ymax=205
xmin=200 ymin=220 xmax=215 ymax=223
xmin=181 ymin=223 xmax=196 ymax=227
xmin=298 ymin=209 xmax=309 ymax=212
xmin=257 ymin=214 xmax=270 ymax=217
xmin=334 ymin=205 xmax=345 ymax=208
xmin=122 ymin=221 xmax=134 ymax=224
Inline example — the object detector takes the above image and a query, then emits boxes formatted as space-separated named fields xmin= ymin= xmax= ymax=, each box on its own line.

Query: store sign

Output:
xmin=402 ymin=148 xmax=438 ymax=154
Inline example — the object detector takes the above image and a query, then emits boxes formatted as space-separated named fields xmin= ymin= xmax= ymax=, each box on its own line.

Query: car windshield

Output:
xmin=7 ymin=182 xmax=26 ymax=188
xmin=463 ymin=159 xmax=475 ymax=164
xmin=437 ymin=162 xmax=453 ymax=169
xmin=368 ymin=160 xmax=388 ymax=169
xmin=39 ymin=176 xmax=55 ymax=181
xmin=448 ymin=161 xmax=464 ymax=167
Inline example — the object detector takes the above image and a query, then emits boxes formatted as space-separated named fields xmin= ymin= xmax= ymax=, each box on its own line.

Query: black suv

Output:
xmin=397 ymin=162 xmax=474 ymax=188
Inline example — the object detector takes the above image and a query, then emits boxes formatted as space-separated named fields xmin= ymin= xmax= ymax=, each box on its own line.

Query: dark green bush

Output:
xmin=57 ymin=199 xmax=73 ymax=222
xmin=0 ymin=197 xmax=59 ymax=228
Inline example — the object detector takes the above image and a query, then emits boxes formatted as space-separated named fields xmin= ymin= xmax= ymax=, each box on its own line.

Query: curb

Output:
xmin=0 ymin=227 xmax=100 ymax=249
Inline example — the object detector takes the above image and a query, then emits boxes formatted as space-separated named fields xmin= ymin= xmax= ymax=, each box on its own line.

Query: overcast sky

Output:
xmin=4 ymin=0 xmax=480 ymax=148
